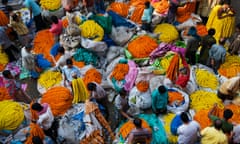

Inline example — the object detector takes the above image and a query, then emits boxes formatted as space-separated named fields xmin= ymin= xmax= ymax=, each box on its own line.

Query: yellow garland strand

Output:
xmin=38 ymin=70 xmax=62 ymax=89
xmin=195 ymin=68 xmax=219 ymax=90
xmin=154 ymin=23 xmax=179 ymax=43
xmin=0 ymin=100 xmax=24 ymax=130
xmin=40 ymin=0 xmax=61 ymax=11
xmin=0 ymin=51 xmax=9 ymax=65
xmin=79 ymin=20 xmax=104 ymax=42
xmin=72 ymin=78 xmax=89 ymax=104
xmin=190 ymin=90 xmax=224 ymax=112
xmin=162 ymin=113 xmax=178 ymax=143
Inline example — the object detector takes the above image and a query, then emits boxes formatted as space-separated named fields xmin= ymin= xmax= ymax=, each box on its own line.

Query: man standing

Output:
xmin=208 ymin=38 xmax=227 ymax=74
xmin=177 ymin=112 xmax=201 ymax=144
xmin=23 ymin=0 xmax=46 ymax=32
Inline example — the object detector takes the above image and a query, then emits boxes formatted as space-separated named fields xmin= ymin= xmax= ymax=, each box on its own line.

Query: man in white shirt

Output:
xmin=177 ymin=112 xmax=201 ymax=144
xmin=21 ymin=44 xmax=36 ymax=71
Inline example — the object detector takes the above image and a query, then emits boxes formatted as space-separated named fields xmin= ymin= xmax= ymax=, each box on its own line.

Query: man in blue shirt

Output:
xmin=62 ymin=58 xmax=81 ymax=85
xmin=208 ymin=38 xmax=226 ymax=74
xmin=151 ymin=85 xmax=169 ymax=115
xmin=23 ymin=0 xmax=46 ymax=31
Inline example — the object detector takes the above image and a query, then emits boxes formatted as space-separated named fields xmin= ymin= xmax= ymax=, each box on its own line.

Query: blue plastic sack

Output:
xmin=107 ymin=10 xmax=135 ymax=28
xmin=170 ymin=114 xmax=183 ymax=135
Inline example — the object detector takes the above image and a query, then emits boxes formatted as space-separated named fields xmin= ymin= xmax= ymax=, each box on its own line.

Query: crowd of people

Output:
xmin=0 ymin=0 xmax=240 ymax=143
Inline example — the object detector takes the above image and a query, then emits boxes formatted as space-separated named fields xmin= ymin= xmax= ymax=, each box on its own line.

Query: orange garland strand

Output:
xmin=62 ymin=18 xmax=69 ymax=28
xmin=166 ymin=54 xmax=179 ymax=82
xmin=196 ymin=24 xmax=208 ymax=37
xmin=0 ymin=87 xmax=12 ymax=101
xmin=25 ymin=123 xmax=45 ymax=144
xmin=108 ymin=2 xmax=129 ymax=17
xmin=136 ymin=81 xmax=149 ymax=92
xmin=110 ymin=63 xmax=129 ymax=81
xmin=83 ymin=68 xmax=102 ymax=86
xmin=127 ymin=35 xmax=158 ymax=58
xmin=168 ymin=91 xmax=184 ymax=105
xmin=0 ymin=10 xmax=9 ymax=26
xmin=33 ymin=29 xmax=55 ymax=63
xmin=30 ymin=102 xmax=39 ymax=121
xmin=41 ymin=87 xmax=73 ymax=116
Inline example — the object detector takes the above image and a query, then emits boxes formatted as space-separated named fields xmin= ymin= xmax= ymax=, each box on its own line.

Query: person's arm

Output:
xmin=127 ymin=132 xmax=134 ymax=144
xmin=120 ymin=110 xmax=132 ymax=120
xmin=208 ymin=103 xmax=218 ymax=118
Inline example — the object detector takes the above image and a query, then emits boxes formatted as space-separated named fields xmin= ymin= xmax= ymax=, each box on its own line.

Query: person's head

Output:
xmin=31 ymin=103 xmax=43 ymax=112
xmin=66 ymin=58 xmax=73 ymax=68
xmin=12 ymin=13 xmax=19 ymax=22
xmin=223 ymin=109 xmax=233 ymax=120
xmin=51 ymin=15 xmax=59 ymax=24
xmin=32 ymin=136 xmax=43 ymax=144
xmin=25 ymin=44 xmax=33 ymax=52
xmin=144 ymin=1 xmax=150 ymax=9
xmin=6 ymin=5 xmax=12 ymax=13
xmin=133 ymin=118 xmax=142 ymax=129
xmin=214 ymin=119 xmax=223 ymax=130
xmin=223 ymin=0 xmax=231 ymax=5
xmin=119 ymin=89 xmax=127 ymax=98
xmin=2 ymin=70 xmax=13 ymax=79
xmin=219 ymin=37 xmax=226 ymax=45
xmin=208 ymin=28 xmax=216 ymax=36
xmin=2 ymin=0 xmax=8 ymax=5
xmin=58 ymin=47 xmax=65 ymax=54
xmin=158 ymin=85 xmax=167 ymax=94
xmin=87 ymin=82 xmax=97 ymax=91
xmin=180 ymin=112 xmax=190 ymax=123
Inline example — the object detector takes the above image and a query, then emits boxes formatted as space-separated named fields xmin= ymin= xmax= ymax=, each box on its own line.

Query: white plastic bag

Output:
xmin=110 ymin=26 xmax=135 ymax=46
xmin=129 ymin=87 xmax=152 ymax=109
xmin=81 ymin=37 xmax=108 ymax=52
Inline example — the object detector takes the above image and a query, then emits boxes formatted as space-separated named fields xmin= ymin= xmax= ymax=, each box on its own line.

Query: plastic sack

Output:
xmin=149 ymin=75 xmax=165 ymax=92
xmin=109 ymin=26 xmax=135 ymax=46
xmin=81 ymin=37 xmax=108 ymax=52
xmin=167 ymin=87 xmax=190 ymax=114
xmin=170 ymin=114 xmax=182 ymax=135
xmin=190 ymin=64 xmax=219 ymax=92
xmin=89 ymin=14 xmax=112 ymax=34
xmin=106 ymin=46 xmax=124 ymax=63
xmin=176 ymin=13 xmax=202 ymax=30
xmin=41 ymin=7 xmax=65 ymax=20
xmin=129 ymin=87 xmax=152 ymax=109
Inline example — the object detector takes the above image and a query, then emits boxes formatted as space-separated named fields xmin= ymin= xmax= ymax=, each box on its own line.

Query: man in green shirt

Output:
xmin=208 ymin=103 xmax=233 ymax=134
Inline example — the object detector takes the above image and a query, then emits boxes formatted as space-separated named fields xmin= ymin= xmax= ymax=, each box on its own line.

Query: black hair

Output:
xmin=2 ymin=70 xmax=11 ymax=78
xmin=87 ymin=82 xmax=96 ymax=91
xmin=32 ymin=136 xmax=43 ymax=144
xmin=208 ymin=28 xmax=216 ymax=36
xmin=158 ymin=85 xmax=167 ymax=93
xmin=51 ymin=15 xmax=59 ymax=24
xmin=25 ymin=44 xmax=32 ymax=49
xmin=12 ymin=13 xmax=18 ymax=21
xmin=58 ymin=47 xmax=65 ymax=54
xmin=133 ymin=118 xmax=142 ymax=128
xmin=6 ymin=5 xmax=12 ymax=12
xmin=236 ymin=23 xmax=240 ymax=30
xmin=2 ymin=0 xmax=8 ymax=5
xmin=214 ymin=119 xmax=222 ymax=130
xmin=219 ymin=38 xmax=226 ymax=45
xmin=31 ymin=103 xmax=43 ymax=112
xmin=66 ymin=58 xmax=73 ymax=65
xmin=119 ymin=89 xmax=127 ymax=96
xmin=223 ymin=0 xmax=231 ymax=5
xmin=223 ymin=109 xmax=233 ymax=120
xmin=180 ymin=112 xmax=190 ymax=123
xmin=144 ymin=1 xmax=150 ymax=8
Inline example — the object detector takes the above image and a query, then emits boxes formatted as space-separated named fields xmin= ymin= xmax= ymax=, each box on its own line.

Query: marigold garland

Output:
xmin=0 ymin=87 xmax=11 ymax=101
xmin=0 ymin=10 xmax=9 ymax=26
xmin=218 ymin=55 xmax=240 ymax=78
xmin=190 ymin=90 xmax=223 ymax=112
xmin=154 ymin=23 xmax=179 ymax=43
xmin=33 ymin=29 xmax=55 ymax=63
xmin=168 ymin=91 xmax=184 ymax=106
xmin=62 ymin=18 xmax=69 ymax=28
xmin=162 ymin=113 xmax=178 ymax=143
xmin=41 ymin=87 xmax=73 ymax=116
xmin=110 ymin=63 xmax=129 ymax=81
xmin=127 ymin=35 xmax=158 ymax=58
xmin=38 ymin=70 xmax=62 ymax=90
xmin=108 ymin=2 xmax=129 ymax=17
xmin=136 ymin=81 xmax=149 ymax=92
xmin=195 ymin=68 xmax=219 ymax=90
xmin=83 ymin=68 xmax=102 ymax=86
xmin=25 ymin=123 xmax=45 ymax=144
